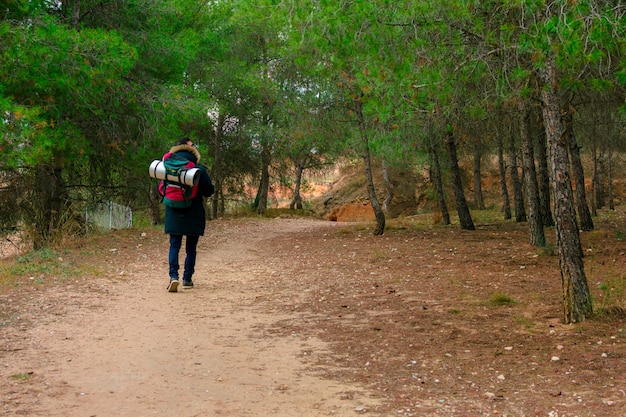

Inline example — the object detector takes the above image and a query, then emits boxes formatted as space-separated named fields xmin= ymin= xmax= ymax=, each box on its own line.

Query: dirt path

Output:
xmin=1 ymin=218 xmax=380 ymax=417
xmin=3 ymin=215 xmax=626 ymax=417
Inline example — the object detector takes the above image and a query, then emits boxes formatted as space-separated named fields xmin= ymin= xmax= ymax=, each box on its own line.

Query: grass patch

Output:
xmin=386 ymin=215 xmax=436 ymax=230
xmin=0 ymin=247 xmax=99 ymax=287
xmin=596 ymin=275 xmax=626 ymax=311
xmin=486 ymin=292 xmax=518 ymax=307
xmin=130 ymin=209 xmax=154 ymax=228
xmin=370 ymin=249 xmax=388 ymax=261
xmin=471 ymin=208 xmax=502 ymax=224
xmin=10 ymin=372 xmax=33 ymax=381
xmin=538 ymin=243 xmax=556 ymax=257
xmin=335 ymin=223 xmax=371 ymax=236
xmin=336 ymin=227 xmax=353 ymax=235
xmin=593 ymin=306 xmax=626 ymax=320
xmin=514 ymin=314 xmax=535 ymax=328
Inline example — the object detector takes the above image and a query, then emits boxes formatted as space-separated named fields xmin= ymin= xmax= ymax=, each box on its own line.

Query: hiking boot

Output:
xmin=182 ymin=280 xmax=194 ymax=289
xmin=167 ymin=279 xmax=179 ymax=292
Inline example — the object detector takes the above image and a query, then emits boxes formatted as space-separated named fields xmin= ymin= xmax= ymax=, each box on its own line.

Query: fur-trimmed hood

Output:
xmin=169 ymin=144 xmax=201 ymax=163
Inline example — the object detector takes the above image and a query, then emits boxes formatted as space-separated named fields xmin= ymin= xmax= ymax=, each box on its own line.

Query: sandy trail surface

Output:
xmin=1 ymin=218 xmax=379 ymax=417
xmin=3 ymin=215 xmax=626 ymax=417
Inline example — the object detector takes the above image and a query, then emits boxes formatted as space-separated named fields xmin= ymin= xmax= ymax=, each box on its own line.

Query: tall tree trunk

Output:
xmin=381 ymin=157 xmax=394 ymax=212
xmin=148 ymin=183 xmax=162 ymax=225
xmin=607 ymin=146 xmax=614 ymax=210
xmin=211 ymin=178 xmax=222 ymax=220
xmin=445 ymin=130 xmax=475 ymax=230
xmin=564 ymin=109 xmax=594 ymax=231
xmin=592 ymin=122 xmax=606 ymax=210
xmin=535 ymin=127 xmax=554 ymax=227
xmin=595 ymin=147 xmax=606 ymax=209
xmin=290 ymin=155 xmax=307 ymax=210
xmin=31 ymin=162 xmax=66 ymax=249
xmin=539 ymin=58 xmax=592 ymax=324
xmin=590 ymin=138 xmax=598 ymax=216
xmin=219 ymin=186 xmax=225 ymax=215
xmin=256 ymin=141 xmax=272 ymax=215
xmin=211 ymin=112 xmax=226 ymax=219
xmin=518 ymin=101 xmax=546 ymax=247
xmin=497 ymin=134 xmax=511 ymax=220
xmin=508 ymin=127 xmax=526 ymax=222
xmin=355 ymin=98 xmax=385 ymax=235
xmin=429 ymin=123 xmax=450 ymax=225
xmin=473 ymin=144 xmax=485 ymax=210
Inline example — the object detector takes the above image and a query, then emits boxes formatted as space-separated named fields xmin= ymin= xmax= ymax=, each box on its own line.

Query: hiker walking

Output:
xmin=162 ymin=137 xmax=214 ymax=292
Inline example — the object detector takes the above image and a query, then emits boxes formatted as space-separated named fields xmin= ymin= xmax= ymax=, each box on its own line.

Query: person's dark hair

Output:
xmin=174 ymin=137 xmax=191 ymax=146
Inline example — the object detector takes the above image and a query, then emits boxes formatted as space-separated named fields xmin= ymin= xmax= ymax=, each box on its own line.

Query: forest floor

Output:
xmin=1 ymin=209 xmax=625 ymax=417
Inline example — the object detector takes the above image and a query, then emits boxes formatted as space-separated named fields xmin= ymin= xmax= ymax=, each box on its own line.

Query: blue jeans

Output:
xmin=168 ymin=234 xmax=199 ymax=282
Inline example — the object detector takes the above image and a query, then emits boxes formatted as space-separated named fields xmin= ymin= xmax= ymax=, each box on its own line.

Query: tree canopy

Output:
xmin=1 ymin=0 xmax=625 ymax=322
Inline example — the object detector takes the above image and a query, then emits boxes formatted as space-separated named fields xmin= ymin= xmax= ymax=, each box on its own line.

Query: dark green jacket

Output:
xmin=163 ymin=144 xmax=214 ymax=236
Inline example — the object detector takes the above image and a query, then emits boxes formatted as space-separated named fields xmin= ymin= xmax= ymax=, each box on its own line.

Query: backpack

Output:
xmin=157 ymin=152 xmax=199 ymax=208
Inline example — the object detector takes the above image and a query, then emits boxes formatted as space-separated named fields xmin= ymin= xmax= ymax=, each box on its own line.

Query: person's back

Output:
xmin=163 ymin=138 xmax=214 ymax=292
